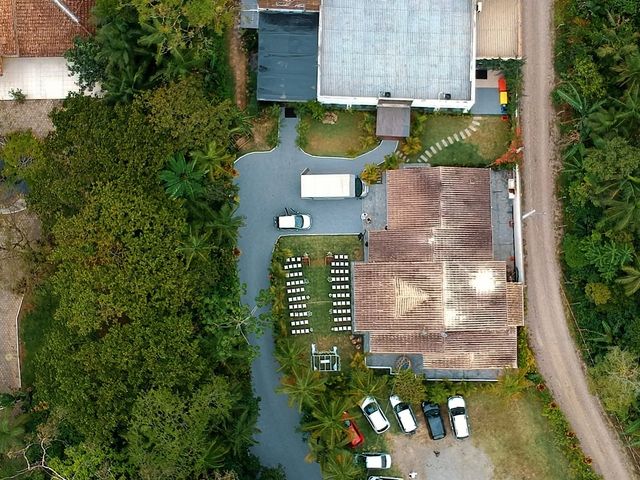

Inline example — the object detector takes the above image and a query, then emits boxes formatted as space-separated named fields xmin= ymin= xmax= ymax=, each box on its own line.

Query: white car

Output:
xmin=360 ymin=396 xmax=390 ymax=434
xmin=356 ymin=453 xmax=392 ymax=469
xmin=447 ymin=395 xmax=470 ymax=439
xmin=274 ymin=213 xmax=312 ymax=230
xmin=368 ymin=477 xmax=403 ymax=480
xmin=389 ymin=394 xmax=418 ymax=434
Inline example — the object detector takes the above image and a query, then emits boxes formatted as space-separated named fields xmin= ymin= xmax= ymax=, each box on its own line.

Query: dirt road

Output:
xmin=521 ymin=2 xmax=637 ymax=479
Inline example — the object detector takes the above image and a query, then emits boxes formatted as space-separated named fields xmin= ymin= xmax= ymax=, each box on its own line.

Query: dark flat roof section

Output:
xmin=257 ymin=12 xmax=319 ymax=102
xmin=376 ymin=100 xmax=411 ymax=138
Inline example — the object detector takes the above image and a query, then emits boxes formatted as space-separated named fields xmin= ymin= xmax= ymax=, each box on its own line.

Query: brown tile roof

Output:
xmin=506 ymin=283 xmax=525 ymax=327
xmin=355 ymin=167 xmax=523 ymax=371
xmin=386 ymin=167 xmax=492 ymax=231
xmin=1 ymin=0 xmax=93 ymax=58
xmin=258 ymin=0 xmax=320 ymax=11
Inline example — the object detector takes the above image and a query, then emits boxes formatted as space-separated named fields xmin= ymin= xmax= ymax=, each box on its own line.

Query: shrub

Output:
xmin=400 ymin=136 xmax=422 ymax=156
xmin=8 ymin=88 xmax=26 ymax=104
xmin=296 ymin=118 xmax=310 ymax=149
xmin=392 ymin=369 xmax=427 ymax=406
xmin=360 ymin=163 xmax=381 ymax=185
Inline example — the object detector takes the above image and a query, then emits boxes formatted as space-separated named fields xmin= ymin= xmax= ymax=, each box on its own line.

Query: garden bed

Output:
xmin=300 ymin=111 xmax=379 ymax=158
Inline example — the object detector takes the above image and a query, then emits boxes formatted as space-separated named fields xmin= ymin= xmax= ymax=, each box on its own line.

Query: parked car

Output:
xmin=367 ymin=477 xmax=403 ymax=480
xmin=355 ymin=453 xmax=392 ymax=469
xmin=421 ymin=401 xmax=446 ymax=440
xmin=342 ymin=412 xmax=365 ymax=448
xmin=274 ymin=208 xmax=312 ymax=230
xmin=389 ymin=395 xmax=418 ymax=434
xmin=359 ymin=396 xmax=390 ymax=434
xmin=447 ymin=395 xmax=470 ymax=439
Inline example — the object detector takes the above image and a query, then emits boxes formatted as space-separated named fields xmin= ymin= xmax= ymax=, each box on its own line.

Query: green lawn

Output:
xmin=469 ymin=389 xmax=573 ymax=479
xmin=277 ymin=235 xmax=364 ymax=359
xmin=303 ymin=111 xmax=379 ymax=157
xmin=404 ymin=114 xmax=512 ymax=166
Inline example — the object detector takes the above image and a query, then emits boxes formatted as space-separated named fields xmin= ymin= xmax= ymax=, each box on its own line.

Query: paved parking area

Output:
xmin=235 ymin=113 xmax=396 ymax=479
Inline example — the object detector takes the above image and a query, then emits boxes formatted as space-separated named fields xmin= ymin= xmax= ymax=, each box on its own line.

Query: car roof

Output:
xmin=448 ymin=395 xmax=466 ymax=409
xmin=369 ymin=409 xmax=388 ymax=431
xmin=277 ymin=215 xmax=296 ymax=228
xmin=453 ymin=413 xmax=469 ymax=438
xmin=397 ymin=408 xmax=417 ymax=431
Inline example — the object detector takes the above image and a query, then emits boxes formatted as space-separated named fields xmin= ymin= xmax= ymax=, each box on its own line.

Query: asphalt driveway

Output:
xmin=235 ymin=113 xmax=396 ymax=479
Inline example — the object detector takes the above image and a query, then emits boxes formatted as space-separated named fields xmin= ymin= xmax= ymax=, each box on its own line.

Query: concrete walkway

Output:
xmin=235 ymin=113 xmax=396 ymax=479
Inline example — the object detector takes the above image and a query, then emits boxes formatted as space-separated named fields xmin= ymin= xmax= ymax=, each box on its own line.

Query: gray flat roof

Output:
xmin=318 ymin=0 xmax=475 ymax=105
xmin=257 ymin=12 xmax=319 ymax=102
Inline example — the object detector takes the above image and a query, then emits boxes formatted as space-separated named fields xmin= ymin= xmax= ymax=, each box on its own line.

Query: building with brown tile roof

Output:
xmin=0 ymin=0 xmax=93 ymax=64
xmin=353 ymin=167 xmax=524 ymax=380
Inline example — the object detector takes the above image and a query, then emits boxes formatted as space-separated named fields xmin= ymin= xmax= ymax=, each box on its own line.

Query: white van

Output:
xmin=300 ymin=173 xmax=368 ymax=199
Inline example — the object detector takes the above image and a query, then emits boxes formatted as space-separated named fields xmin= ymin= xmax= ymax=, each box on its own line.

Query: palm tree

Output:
xmin=178 ymin=228 xmax=213 ymax=268
xmin=555 ymin=83 xmax=604 ymax=139
xmin=302 ymin=397 xmax=351 ymax=448
xmin=493 ymin=368 xmax=532 ymax=399
xmin=201 ymin=438 xmax=229 ymax=469
xmin=614 ymin=84 xmax=640 ymax=137
xmin=617 ymin=260 xmax=640 ymax=296
xmin=0 ymin=408 xmax=27 ymax=455
xmin=277 ymin=367 xmax=326 ymax=412
xmin=604 ymin=194 xmax=640 ymax=232
xmin=323 ymin=450 xmax=364 ymax=480
xmin=191 ymin=141 xmax=236 ymax=182
xmin=206 ymin=203 xmax=244 ymax=248
xmin=274 ymin=339 xmax=308 ymax=373
xmin=615 ymin=52 xmax=640 ymax=91
xmin=159 ymin=152 xmax=207 ymax=200
xmin=348 ymin=368 xmax=388 ymax=402
xmin=224 ymin=407 xmax=258 ymax=457
xmin=586 ymin=107 xmax=618 ymax=146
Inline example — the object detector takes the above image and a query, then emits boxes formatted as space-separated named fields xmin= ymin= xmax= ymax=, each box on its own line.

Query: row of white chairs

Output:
xmin=286 ymin=271 xmax=303 ymax=278
xmin=330 ymin=269 xmax=349 ymax=275
xmin=286 ymin=256 xmax=303 ymax=263
xmin=331 ymin=308 xmax=351 ymax=315
xmin=330 ymin=292 xmax=350 ymax=298
xmin=331 ymin=284 xmax=350 ymax=291
xmin=284 ymin=263 xmax=302 ymax=270
xmin=334 ymin=254 xmax=349 ymax=260
xmin=291 ymin=319 xmax=309 ymax=327
xmin=292 ymin=328 xmax=313 ymax=335
xmin=331 ymin=325 xmax=352 ymax=332
xmin=290 ymin=303 xmax=307 ymax=310
xmin=290 ymin=311 xmax=311 ymax=318
xmin=287 ymin=287 xmax=305 ymax=294
xmin=286 ymin=279 xmax=307 ymax=286
xmin=331 ymin=261 xmax=349 ymax=267
xmin=289 ymin=295 xmax=309 ymax=303
xmin=332 ymin=300 xmax=350 ymax=307
xmin=334 ymin=316 xmax=352 ymax=323
xmin=330 ymin=276 xmax=349 ymax=283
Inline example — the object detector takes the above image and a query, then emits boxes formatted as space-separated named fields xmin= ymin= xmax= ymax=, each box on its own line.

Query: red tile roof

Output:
xmin=0 ymin=0 xmax=93 ymax=58
xmin=354 ymin=167 xmax=524 ymax=371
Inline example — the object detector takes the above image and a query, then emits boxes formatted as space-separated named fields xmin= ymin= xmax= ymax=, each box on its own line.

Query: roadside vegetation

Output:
xmin=0 ymin=0 xmax=282 ymax=478
xmin=268 ymin=236 xmax=598 ymax=479
xmin=555 ymin=0 xmax=640 ymax=461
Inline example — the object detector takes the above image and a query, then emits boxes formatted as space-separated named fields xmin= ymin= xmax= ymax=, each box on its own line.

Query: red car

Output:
xmin=342 ymin=412 xmax=365 ymax=448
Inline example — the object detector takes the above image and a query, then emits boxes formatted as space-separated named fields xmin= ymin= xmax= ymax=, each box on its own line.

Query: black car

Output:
xmin=421 ymin=402 xmax=446 ymax=440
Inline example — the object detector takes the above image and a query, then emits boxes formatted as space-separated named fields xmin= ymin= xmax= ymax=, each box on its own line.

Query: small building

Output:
xmin=353 ymin=167 xmax=524 ymax=380
xmin=0 ymin=0 xmax=94 ymax=99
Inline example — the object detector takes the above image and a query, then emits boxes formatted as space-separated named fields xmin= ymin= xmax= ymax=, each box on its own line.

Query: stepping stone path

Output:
xmin=397 ymin=116 xmax=483 ymax=163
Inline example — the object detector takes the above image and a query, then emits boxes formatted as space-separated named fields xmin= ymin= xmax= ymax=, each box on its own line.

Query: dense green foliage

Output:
xmin=0 ymin=77 xmax=277 ymax=478
xmin=65 ymin=0 xmax=234 ymax=101
xmin=557 ymin=0 xmax=640 ymax=448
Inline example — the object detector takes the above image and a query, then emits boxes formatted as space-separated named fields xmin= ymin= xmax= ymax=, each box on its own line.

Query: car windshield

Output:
xmin=394 ymin=402 xmax=408 ymax=413
xmin=451 ymin=407 xmax=465 ymax=416
xmin=427 ymin=409 xmax=440 ymax=418
xmin=294 ymin=215 xmax=303 ymax=228
xmin=364 ymin=403 xmax=379 ymax=415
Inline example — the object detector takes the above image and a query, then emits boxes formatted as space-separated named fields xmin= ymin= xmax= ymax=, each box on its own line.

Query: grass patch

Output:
xmin=404 ymin=114 xmax=512 ymax=166
xmin=20 ymin=286 xmax=57 ymax=387
xmin=302 ymin=111 xmax=379 ymax=157
xmin=277 ymin=235 xmax=363 ymax=358
xmin=469 ymin=389 xmax=573 ymax=480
